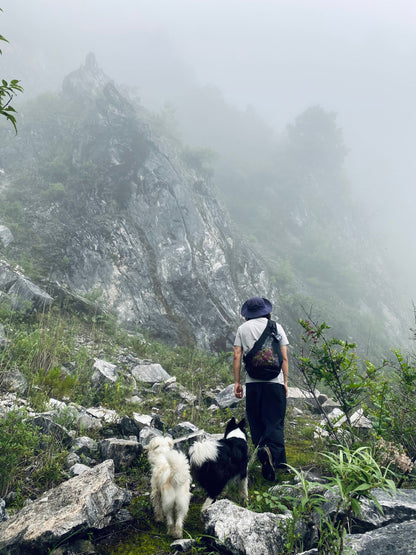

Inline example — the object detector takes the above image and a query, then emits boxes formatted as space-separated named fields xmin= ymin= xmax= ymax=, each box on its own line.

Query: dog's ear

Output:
xmin=238 ymin=418 xmax=246 ymax=429
xmin=224 ymin=417 xmax=237 ymax=437
xmin=167 ymin=438 xmax=174 ymax=449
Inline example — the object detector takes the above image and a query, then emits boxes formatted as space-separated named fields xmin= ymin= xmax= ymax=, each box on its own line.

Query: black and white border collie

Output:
xmin=189 ymin=417 xmax=249 ymax=511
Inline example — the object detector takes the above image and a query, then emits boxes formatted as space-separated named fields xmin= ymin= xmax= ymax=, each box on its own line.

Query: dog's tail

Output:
xmin=188 ymin=439 xmax=219 ymax=468
xmin=166 ymin=451 xmax=191 ymax=487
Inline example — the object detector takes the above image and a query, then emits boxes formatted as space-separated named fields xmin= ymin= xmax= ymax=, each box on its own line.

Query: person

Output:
xmin=233 ymin=296 xmax=289 ymax=481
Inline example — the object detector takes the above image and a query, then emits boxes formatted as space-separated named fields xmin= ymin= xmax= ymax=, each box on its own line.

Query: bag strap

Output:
xmin=270 ymin=320 xmax=282 ymax=343
xmin=270 ymin=320 xmax=283 ymax=367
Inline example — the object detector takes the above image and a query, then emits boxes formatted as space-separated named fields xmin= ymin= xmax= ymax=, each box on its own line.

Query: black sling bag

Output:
xmin=243 ymin=319 xmax=283 ymax=380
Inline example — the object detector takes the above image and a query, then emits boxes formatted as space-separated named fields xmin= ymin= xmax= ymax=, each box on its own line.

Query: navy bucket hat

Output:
xmin=241 ymin=296 xmax=273 ymax=319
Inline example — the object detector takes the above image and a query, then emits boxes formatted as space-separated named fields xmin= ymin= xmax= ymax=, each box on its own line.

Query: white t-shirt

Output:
xmin=234 ymin=317 xmax=289 ymax=384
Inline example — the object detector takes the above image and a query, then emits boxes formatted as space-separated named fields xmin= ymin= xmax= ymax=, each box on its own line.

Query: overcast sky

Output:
xmin=2 ymin=0 xmax=416 ymax=294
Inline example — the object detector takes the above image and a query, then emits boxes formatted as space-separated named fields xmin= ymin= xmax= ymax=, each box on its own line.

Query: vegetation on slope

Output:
xmin=1 ymin=297 xmax=415 ymax=553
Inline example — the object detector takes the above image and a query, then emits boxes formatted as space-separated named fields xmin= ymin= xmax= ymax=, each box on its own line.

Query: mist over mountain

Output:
xmin=2 ymin=0 xmax=416 ymax=308
xmin=0 ymin=54 xmax=412 ymax=357
xmin=0 ymin=55 xmax=277 ymax=350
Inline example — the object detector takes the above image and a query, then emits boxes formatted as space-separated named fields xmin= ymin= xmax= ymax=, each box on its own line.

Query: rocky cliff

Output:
xmin=0 ymin=54 xmax=411 ymax=354
xmin=0 ymin=54 xmax=274 ymax=350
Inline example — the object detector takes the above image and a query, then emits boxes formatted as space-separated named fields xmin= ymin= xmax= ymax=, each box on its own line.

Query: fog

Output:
xmin=2 ymin=0 xmax=416 ymax=299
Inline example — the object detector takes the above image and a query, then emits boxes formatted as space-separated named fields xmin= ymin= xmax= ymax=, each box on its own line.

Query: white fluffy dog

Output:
xmin=146 ymin=436 xmax=191 ymax=538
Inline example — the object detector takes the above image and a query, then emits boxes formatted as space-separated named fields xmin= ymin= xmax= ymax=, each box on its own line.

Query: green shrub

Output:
xmin=41 ymin=181 xmax=66 ymax=201
xmin=29 ymin=366 xmax=77 ymax=410
xmin=0 ymin=409 xmax=40 ymax=497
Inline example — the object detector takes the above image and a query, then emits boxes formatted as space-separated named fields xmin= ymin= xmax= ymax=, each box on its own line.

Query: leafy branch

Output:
xmin=294 ymin=313 xmax=365 ymax=444
xmin=1 ymin=13 xmax=23 ymax=132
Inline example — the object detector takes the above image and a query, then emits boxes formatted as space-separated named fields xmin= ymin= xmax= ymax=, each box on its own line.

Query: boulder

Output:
xmin=0 ymin=260 xmax=53 ymax=311
xmin=353 ymin=489 xmax=416 ymax=531
xmin=85 ymin=406 xmax=120 ymax=424
xmin=0 ymin=260 xmax=17 ymax=290
xmin=153 ymin=377 xmax=198 ymax=404
xmin=0 ymin=261 xmax=53 ymax=312
xmin=69 ymin=463 xmax=91 ymax=477
xmin=7 ymin=276 xmax=53 ymax=312
xmin=170 ymin=421 xmax=199 ymax=438
xmin=119 ymin=414 xmax=142 ymax=437
xmin=0 ymin=498 xmax=6 ymax=523
xmin=0 ymin=323 xmax=10 ymax=349
xmin=0 ymin=368 xmax=27 ymax=394
xmin=203 ymin=499 xmax=290 ymax=555
xmin=0 ymin=394 xmax=31 ymax=417
xmin=0 ymin=226 xmax=13 ymax=248
xmin=0 ymin=460 xmax=131 ymax=554
xmin=215 ymin=384 xmax=244 ymax=409
xmin=131 ymin=362 xmax=171 ymax=383
xmin=76 ymin=411 xmax=103 ymax=431
xmin=131 ymin=412 xmax=153 ymax=429
xmin=65 ymin=452 xmax=81 ymax=469
xmin=346 ymin=519 xmax=416 ymax=554
xmin=91 ymin=359 xmax=118 ymax=387
xmin=42 ymin=280 xmax=105 ymax=317
xmin=287 ymin=387 xmax=322 ymax=412
xmin=100 ymin=437 xmax=142 ymax=470
xmin=28 ymin=415 xmax=72 ymax=447
xmin=138 ymin=425 xmax=164 ymax=446
xmin=71 ymin=436 xmax=99 ymax=458
xmin=315 ymin=407 xmax=373 ymax=438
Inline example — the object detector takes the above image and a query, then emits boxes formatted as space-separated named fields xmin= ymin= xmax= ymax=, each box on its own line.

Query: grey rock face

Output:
xmin=8 ymin=277 xmax=53 ymax=312
xmin=0 ymin=498 xmax=6 ymax=523
xmin=28 ymin=415 xmax=72 ymax=447
xmin=76 ymin=411 xmax=103 ymax=431
xmin=131 ymin=362 xmax=171 ymax=383
xmin=0 ymin=260 xmax=53 ymax=313
xmin=215 ymin=383 xmax=244 ymax=409
xmin=0 ymin=460 xmax=131 ymax=554
xmin=1 ymin=57 xmax=275 ymax=350
xmin=85 ymin=407 xmax=120 ymax=424
xmin=71 ymin=436 xmax=99 ymax=457
xmin=100 ymin=437 xmax=142 ymax=470
xmin=69 ymin=463 xmax=91 ymax=476
xmin=354 ymin=489 xmax=416 ymax=531
xmin=0 ymin=323 xmax=9 ymax=349
xmin=0 ymin=369 xmax=27 ymax=394
xmin=346 ymin=519 xmax=416 ymax=554
xmin=0 ymin=261 xmax=18 ymax=291
xmin=91 ymin=358 xmax=118 ymax=387
xmin=0 ymin=225 xmax=13 ymax=248
xmin=203 ymin=499 xmax=290 ymax=555
xmin=201 ymin=481 xmax=416 ymax=555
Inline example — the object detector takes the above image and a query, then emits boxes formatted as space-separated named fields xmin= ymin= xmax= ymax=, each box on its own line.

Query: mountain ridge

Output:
xmin=0 ymin=54 xmax=411 ymax=355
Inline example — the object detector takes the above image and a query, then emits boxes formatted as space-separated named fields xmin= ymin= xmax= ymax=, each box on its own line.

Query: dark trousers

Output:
xmin=246 ymin=382 xmax=287 ymax=468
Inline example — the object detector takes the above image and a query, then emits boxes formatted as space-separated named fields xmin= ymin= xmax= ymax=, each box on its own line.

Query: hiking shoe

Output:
xmin=258 ymin=446 xmax=275 ymax=481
